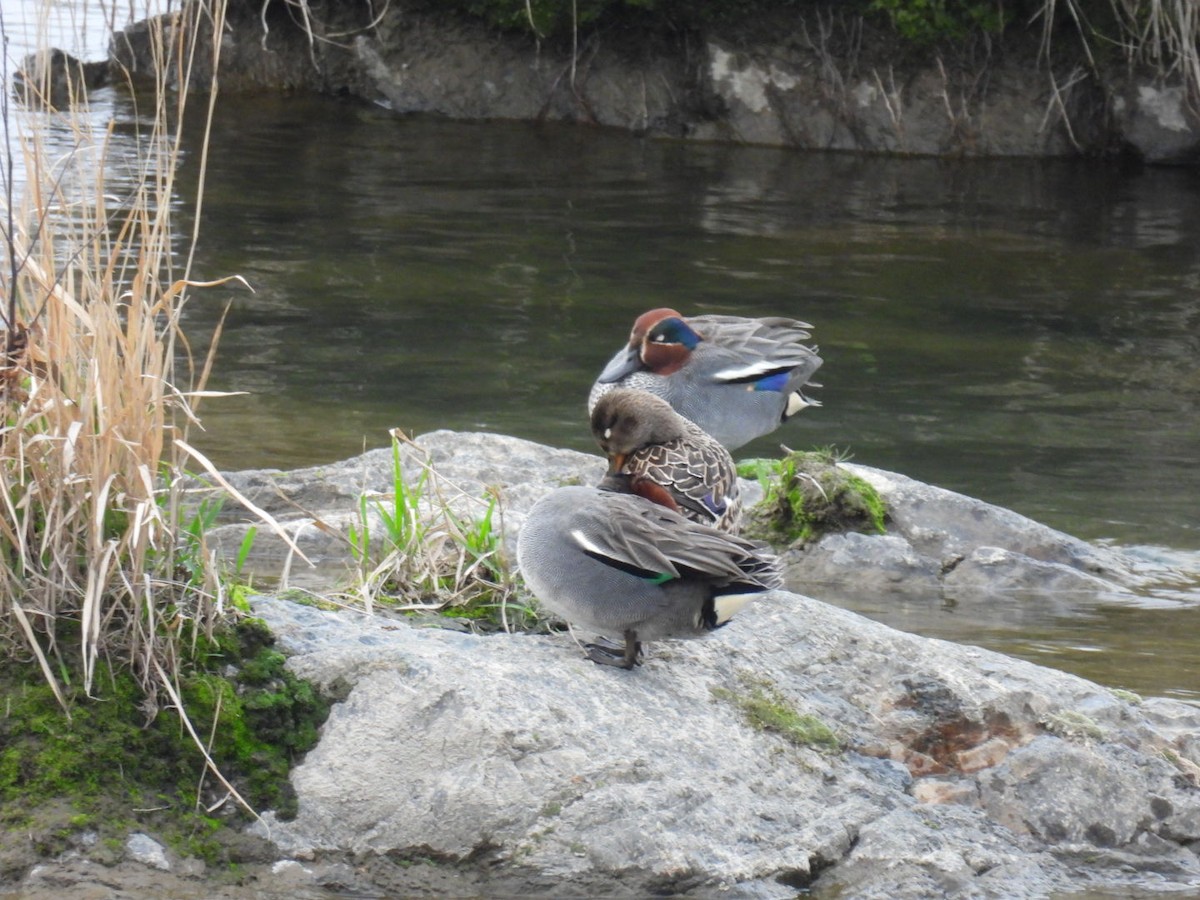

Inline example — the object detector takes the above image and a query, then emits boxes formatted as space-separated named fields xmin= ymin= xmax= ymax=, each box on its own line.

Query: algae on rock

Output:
xmin=738 ymin=449 xmax=888 ymax=546
xmin=0 ymin=617 xmax=332 ymax=876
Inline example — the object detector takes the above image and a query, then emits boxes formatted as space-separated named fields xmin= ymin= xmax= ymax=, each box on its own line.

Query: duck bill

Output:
xmin=596 ymin=345 xmax=643 ymax=383
xmin=606 ymin=453 xmax=629 ymax=476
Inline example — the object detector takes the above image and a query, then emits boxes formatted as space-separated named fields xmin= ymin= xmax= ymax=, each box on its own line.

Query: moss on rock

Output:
xmin=712 ymin=674 xmax=840 ymax=751
xmin=738 ymin=449 xmax=887 ymax=546
xmin=0 ymin=617 xmax=331 ymax=877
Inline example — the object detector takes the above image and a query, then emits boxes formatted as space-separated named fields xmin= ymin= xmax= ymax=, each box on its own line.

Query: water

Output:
xmin=167 ymin=95 xmax=1200 ymax=700
xmin=174 ymin=97 xmax=1200 ymax=553
xmin=6 ymin=6 xmax=1200 ymax=701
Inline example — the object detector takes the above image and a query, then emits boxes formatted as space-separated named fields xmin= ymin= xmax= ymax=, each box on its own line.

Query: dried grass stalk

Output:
xmin=0 ymin=0 xmax=237 ymax=704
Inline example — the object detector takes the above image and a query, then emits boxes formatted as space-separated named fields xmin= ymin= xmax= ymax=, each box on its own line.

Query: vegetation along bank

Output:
xmin=103 ymin=0 xmax=1200 ymax=162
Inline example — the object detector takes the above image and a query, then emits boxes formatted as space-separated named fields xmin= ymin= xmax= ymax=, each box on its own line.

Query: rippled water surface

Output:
xmin=163 ymin=95 xmax=1200 ymax=699
xmin=7 ymin=7 xmax=1200 ymax=700
xmin=177 ymin=96 xmax=1200 ymax=549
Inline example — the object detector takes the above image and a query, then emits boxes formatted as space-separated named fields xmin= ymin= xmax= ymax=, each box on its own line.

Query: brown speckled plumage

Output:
xmin=591 ymin=388 xmax=741 ymax=533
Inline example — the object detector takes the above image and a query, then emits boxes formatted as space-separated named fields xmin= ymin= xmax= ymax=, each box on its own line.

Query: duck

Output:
xmin=588 ymin=308 xmax=823 ymax=451
xmin=516 ymin=485 xmax=782 ymax=669
xmin=590 ymin=387 xmax=741 ymax=533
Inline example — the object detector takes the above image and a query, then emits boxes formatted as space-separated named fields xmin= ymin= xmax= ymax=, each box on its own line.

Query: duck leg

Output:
xmin=621 ymin=630 xmax=643 ymax=668
xmin=584 ymin=629 xmax=643 ymax=669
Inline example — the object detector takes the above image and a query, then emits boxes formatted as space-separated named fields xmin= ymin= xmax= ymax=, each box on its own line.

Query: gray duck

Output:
xmin=588 ymin=308 xmax=823 ymax=451
xmin=516 ymin=485 xmax=782 ymax=669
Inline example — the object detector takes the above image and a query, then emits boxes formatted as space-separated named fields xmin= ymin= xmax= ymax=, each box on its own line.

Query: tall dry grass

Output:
xmin=1105 ymin=0 xmax=1200 ymax=95
xmin=1037 ymin=0 xmax=1200 ymax=99
xmin=0 ymin=0 xmax=241 ymax=712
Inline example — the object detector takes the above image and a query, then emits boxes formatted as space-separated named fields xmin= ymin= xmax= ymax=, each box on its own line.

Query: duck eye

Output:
xmin=603 ymin=427 xmax=612 ymax=440
xmin=652 ymin=333 xmax=667 ymax=342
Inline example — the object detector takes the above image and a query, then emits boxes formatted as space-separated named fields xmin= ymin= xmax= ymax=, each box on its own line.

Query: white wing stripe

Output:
xmin=712 ymin=360 xmax=779 ymax=381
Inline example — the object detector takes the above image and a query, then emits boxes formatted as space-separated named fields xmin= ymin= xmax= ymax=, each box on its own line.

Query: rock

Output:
xmin=1112 ymin=78 xmax=1200 ymax=164
xmin=785 ymin=531 xmax=942 ymax=596
xmin=187 ymin=430 xmax=1200 ymax=895
xmin=245 ymin=588 xmax=1200 ymax=898
xmin=13 ymin=49 xmax=109 ymax=110
xmin=205 ymin=430 xmax=604 ymax=588
xmin=103 ymin=4 xmax=1200 ymax=164
xmin=794 ymin=462 xmax=1198 ymax=607
xmin=268 ymin=858 xmax=315 ymax=888
xmin=697 ymin=39 xmax=1094 ymax=158
xmin=353 ymin=25 xmax=697 ymax=137
xmin=124 ymin=833 xmax=170 ymax=871
xmin=977 ymin=736 xmax=1181 ymax=847
xmin=206 ymin=432 xmax=1197 ymax=609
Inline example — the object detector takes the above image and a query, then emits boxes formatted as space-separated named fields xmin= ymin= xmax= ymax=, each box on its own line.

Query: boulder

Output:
xmin=1112 ymin=79 xmax=1200 ymax=164
xmin=13 ymin=49 xmax=109 ymax=109
xmin=246 ymin=587 xmax=1200 ymax=897
xmin=192 ymin=429 xmax=1200 ymax=897
xmin=208 ymin=430 xmax=1196 ymax=607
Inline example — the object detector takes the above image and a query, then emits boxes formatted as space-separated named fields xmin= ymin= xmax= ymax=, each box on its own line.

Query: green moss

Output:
xmin=712 ymin=675 xmax=840 ymax=751
xmin=738 ymin=448 xmax=887 ymax=546
xmin=440 ymin=605 xmax=496 ymax=621
xmin=867 ymin=0 xmax=1010 ymax=45
xmin=1042 ymin=709 xmax=1104 ymax=741
xmin=282 ymin=590 xmax=340 ymax=611
xmin=0 ymin=616 xmax=331 ymax=871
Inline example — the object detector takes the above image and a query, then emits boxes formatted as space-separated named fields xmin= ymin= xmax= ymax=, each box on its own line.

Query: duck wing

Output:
xmin=690 ymin=315 xmax=822 ymax=388
xmin=631 ymin=428 xmax=739 ymax=528
xmin=569 ymin=493 xmax=780 ymax=590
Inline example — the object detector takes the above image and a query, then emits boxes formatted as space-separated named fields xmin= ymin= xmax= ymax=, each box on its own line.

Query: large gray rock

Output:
xmin=199 ymin=430 xmax=1200 ymax=896
xmin=247 ymin=589 xmax=1200 ymax=897
xmin=208 ymin=431 xmax=1196 ymax=608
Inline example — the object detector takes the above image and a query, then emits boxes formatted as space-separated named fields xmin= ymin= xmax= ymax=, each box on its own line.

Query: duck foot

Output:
xmin=584 ymin=630 xmax=643 ymax=669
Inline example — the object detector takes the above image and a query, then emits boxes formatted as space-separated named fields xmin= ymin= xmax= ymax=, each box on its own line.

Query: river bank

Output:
xmin=19 ymin=1 xmax=1197 ymax=162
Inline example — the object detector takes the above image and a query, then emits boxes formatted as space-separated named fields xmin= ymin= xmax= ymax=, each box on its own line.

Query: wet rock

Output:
xmin=13 ymin=49 xmax=109 ymax=110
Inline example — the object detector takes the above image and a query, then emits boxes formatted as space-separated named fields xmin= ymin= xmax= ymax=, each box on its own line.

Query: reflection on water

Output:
xmin=3 ymin=0 xmax=184 ymax=305
xmin=176 ymin=95 xmax=1200 ymax=552
xmin=159 ymin=94 xmax=1200 ymax=698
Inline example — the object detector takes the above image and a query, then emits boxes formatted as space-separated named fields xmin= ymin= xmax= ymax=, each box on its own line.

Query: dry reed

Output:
xmin=0 ymin=0 xmax=245 ymax=715
xmin=1037 ymin=0 xmax=1200 ymax=101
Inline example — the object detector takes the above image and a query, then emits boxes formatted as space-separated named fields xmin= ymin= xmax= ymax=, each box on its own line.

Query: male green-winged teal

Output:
xmin=590 ymin=388 xmax=741 ymax=533
xmin=588 ymin=308 xmax=822 ymax=451
xmin=516 ymin=485 xmax=782 ymax=669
